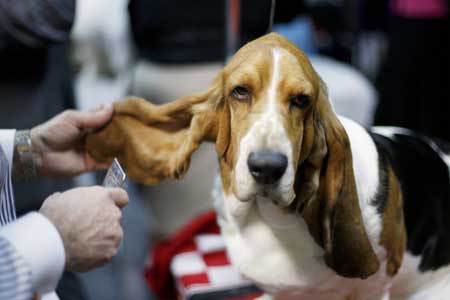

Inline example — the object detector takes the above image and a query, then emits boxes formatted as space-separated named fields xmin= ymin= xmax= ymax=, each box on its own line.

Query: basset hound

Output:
xmin=85 ymin=33 xmax=450 ymax=300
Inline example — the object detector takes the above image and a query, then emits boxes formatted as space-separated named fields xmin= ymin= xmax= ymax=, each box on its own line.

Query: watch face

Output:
xmin=16 ymin=130 xmax=32 ymax=153
xmin=17 ymin=144 xmax=31 ymax=152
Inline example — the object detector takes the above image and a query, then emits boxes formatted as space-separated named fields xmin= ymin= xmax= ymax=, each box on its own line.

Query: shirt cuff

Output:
xmin=0 ymin=212 xmax=66 ymax=294
xmin=42 ymin=291 xmax=60 ymax=300
xmin=0 ymin=129 xmax=16 ymax=171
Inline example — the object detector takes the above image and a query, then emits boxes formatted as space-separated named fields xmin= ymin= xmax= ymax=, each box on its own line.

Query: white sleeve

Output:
xmin=0 ymin=129 xmax=16 ymax=170
xmin=0 ymin=212 xmax=66 ymax=294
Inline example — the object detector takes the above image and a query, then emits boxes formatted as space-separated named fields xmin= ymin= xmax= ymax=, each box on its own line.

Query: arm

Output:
xmin=0 ymin=104 xmax=127 ymax=298
xmin=0 ymin=186 xmax=128 ymax=297
xmin=0 ymin=134 xmax=64 ymax=297
xmin=0 ymin=214 xmax=65 ymax=298
xmin=0 ymin=0 xmax=75 ymax=47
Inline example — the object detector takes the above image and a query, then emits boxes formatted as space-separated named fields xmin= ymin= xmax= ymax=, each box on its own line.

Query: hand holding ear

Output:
xmin=30 ymin=104 xmax=114 ymax=177
xmin=86 ymin=96 xmax=219 ymax=185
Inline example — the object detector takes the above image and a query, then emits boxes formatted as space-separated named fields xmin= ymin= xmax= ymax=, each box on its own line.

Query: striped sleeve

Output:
xmin=0 ymin=130 xmax=30 ymax=299
xmin=0 ymin=236 xmax=32 ymax=300
xmin=1 ymin=213 xmax=66 ymax=297
xmin=0 ymin=162 xmax=16 ymax=225
xmin=0 ymin=130 xmax=17 ymax=225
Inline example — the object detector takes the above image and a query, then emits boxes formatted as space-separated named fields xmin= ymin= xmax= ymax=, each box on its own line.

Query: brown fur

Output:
xmin=86 ymin=82 xmax=226 ymax=185
xmin=380 ymin=167 xmax=407 ymax=276
xmin=296 ymin=83 xmax=380 ymax=278
xmin=86 ymin=33 xmax=381 ymax=278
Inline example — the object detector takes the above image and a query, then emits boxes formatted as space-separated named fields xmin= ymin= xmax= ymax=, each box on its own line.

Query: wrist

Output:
xmin=39 ymin=202 xmax=71 ymax=271
xmin=30 ymin=127 xmax=44 ymax=172
xmin=12 ymin=129 xmax=42 ymax=181
xmin=40 ymin=192 xmax=77 ymax=271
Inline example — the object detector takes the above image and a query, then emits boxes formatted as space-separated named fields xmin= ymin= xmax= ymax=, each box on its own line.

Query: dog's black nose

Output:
xmin=247 ymin=149 xmax=288 ymax=184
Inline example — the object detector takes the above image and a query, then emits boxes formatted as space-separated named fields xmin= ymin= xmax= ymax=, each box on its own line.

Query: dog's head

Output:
xmin=86 ymin=33 xmax=379 ymax=279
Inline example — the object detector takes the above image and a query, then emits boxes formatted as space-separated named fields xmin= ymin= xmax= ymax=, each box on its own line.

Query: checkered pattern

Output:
xmin=171 ymin=233 xmax=261 ymax=299
xmin=144 ymin=211 xmax=262 ymax=300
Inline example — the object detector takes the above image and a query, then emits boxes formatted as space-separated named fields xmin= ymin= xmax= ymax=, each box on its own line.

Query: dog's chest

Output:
xmin=216 ymin=193 xmax=359 ymax=299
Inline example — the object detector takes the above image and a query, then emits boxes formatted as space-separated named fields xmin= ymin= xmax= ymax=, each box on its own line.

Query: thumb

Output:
xmin=107 ymin=187 xmax=129 ymax=209
xmin=71 ymin=103 xmax=114 ymax=131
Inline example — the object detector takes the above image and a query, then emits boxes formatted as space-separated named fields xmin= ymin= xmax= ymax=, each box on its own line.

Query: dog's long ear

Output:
xmin=301 ymin=83 xmax=380 ymax=279
xmin=86 ymin=78 xmax=230 ymax=185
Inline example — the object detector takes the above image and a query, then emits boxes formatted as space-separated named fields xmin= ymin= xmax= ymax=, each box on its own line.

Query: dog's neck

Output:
xmin=213 ymin=175 xmax=342 ymax=296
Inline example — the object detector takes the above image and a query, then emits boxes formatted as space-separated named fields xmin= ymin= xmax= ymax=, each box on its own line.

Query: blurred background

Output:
xmin=0 ymin=0 xmax=448 ymax=299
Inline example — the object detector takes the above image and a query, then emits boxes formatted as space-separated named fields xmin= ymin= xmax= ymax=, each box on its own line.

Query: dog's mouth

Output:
xmin=234 ymin=182 xmax=295 ymax=207
xmin=260 ymin=188 xmax=291 ymax=207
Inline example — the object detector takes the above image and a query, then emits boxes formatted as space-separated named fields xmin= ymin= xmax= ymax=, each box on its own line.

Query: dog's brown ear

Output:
xmin=86 ymin=78 xmax=229 ymax=185
xmin=214 ymin=98 xmax=231 ymax=158
xmin=301 ymin=84 xmax=380 ymax=279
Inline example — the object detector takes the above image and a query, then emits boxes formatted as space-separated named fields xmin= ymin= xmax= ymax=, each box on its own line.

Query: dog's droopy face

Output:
xmin=221 ymin=43 xmax=319 ymax=206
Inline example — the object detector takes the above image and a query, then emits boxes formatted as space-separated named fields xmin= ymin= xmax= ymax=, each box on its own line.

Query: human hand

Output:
xmin=30 ymin=104 xmax=114 ymax=177
xmin=39 ymin=186 xmax=128 ymax=272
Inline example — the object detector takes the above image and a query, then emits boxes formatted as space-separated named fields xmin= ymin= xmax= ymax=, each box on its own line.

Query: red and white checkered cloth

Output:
xmin=144 ymin=211 xmax=263 ymax=300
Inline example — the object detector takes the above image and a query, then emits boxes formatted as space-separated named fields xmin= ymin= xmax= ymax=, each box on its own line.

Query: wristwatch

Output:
xmin=13 ymin=130 xmax=38 ymax=181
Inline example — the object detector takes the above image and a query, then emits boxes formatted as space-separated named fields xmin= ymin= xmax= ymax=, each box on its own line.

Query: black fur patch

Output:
xmin=370 ymin=139 xmax=390 ymax=214
xmin=371 ymin=130 xmax=450 ymax=272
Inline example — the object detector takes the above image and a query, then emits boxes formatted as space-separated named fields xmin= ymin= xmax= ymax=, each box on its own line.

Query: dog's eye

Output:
xmin=290 ymin=94 xmax=310 ymax=109
xmin=231 ymin=86 xmax=251 ymax=100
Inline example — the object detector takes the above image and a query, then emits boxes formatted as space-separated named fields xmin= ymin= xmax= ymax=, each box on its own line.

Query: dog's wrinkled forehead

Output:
xmin=223 ymin=33 xmax=319 ymax=90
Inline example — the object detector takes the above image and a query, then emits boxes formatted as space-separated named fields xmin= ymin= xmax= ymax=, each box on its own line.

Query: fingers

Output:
xmin=107 ymin=187 xmax=129 ymax=208
xmin=66 ymin=103 xmax=114 ymax=131
xmin=86 ymin=186 xmax=129 ymax=208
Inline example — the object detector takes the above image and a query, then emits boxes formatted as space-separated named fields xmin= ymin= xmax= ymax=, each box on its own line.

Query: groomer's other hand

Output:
xmin=30 ymin=104 xmax=114 ymax=177
xmin=39 ymin=186 xmax=128 ymax=272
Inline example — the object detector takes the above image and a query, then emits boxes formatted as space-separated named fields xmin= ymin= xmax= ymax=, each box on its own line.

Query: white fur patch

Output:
xmin=390 ymin=253 xmax=450 ymax=300
xmin=221 ymin=193 xmax=348 ymax=296
xmin=215 ymin=188 xmax=391 ymax=300
xmin=339 ymin=117 xmax=384 ymax=259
